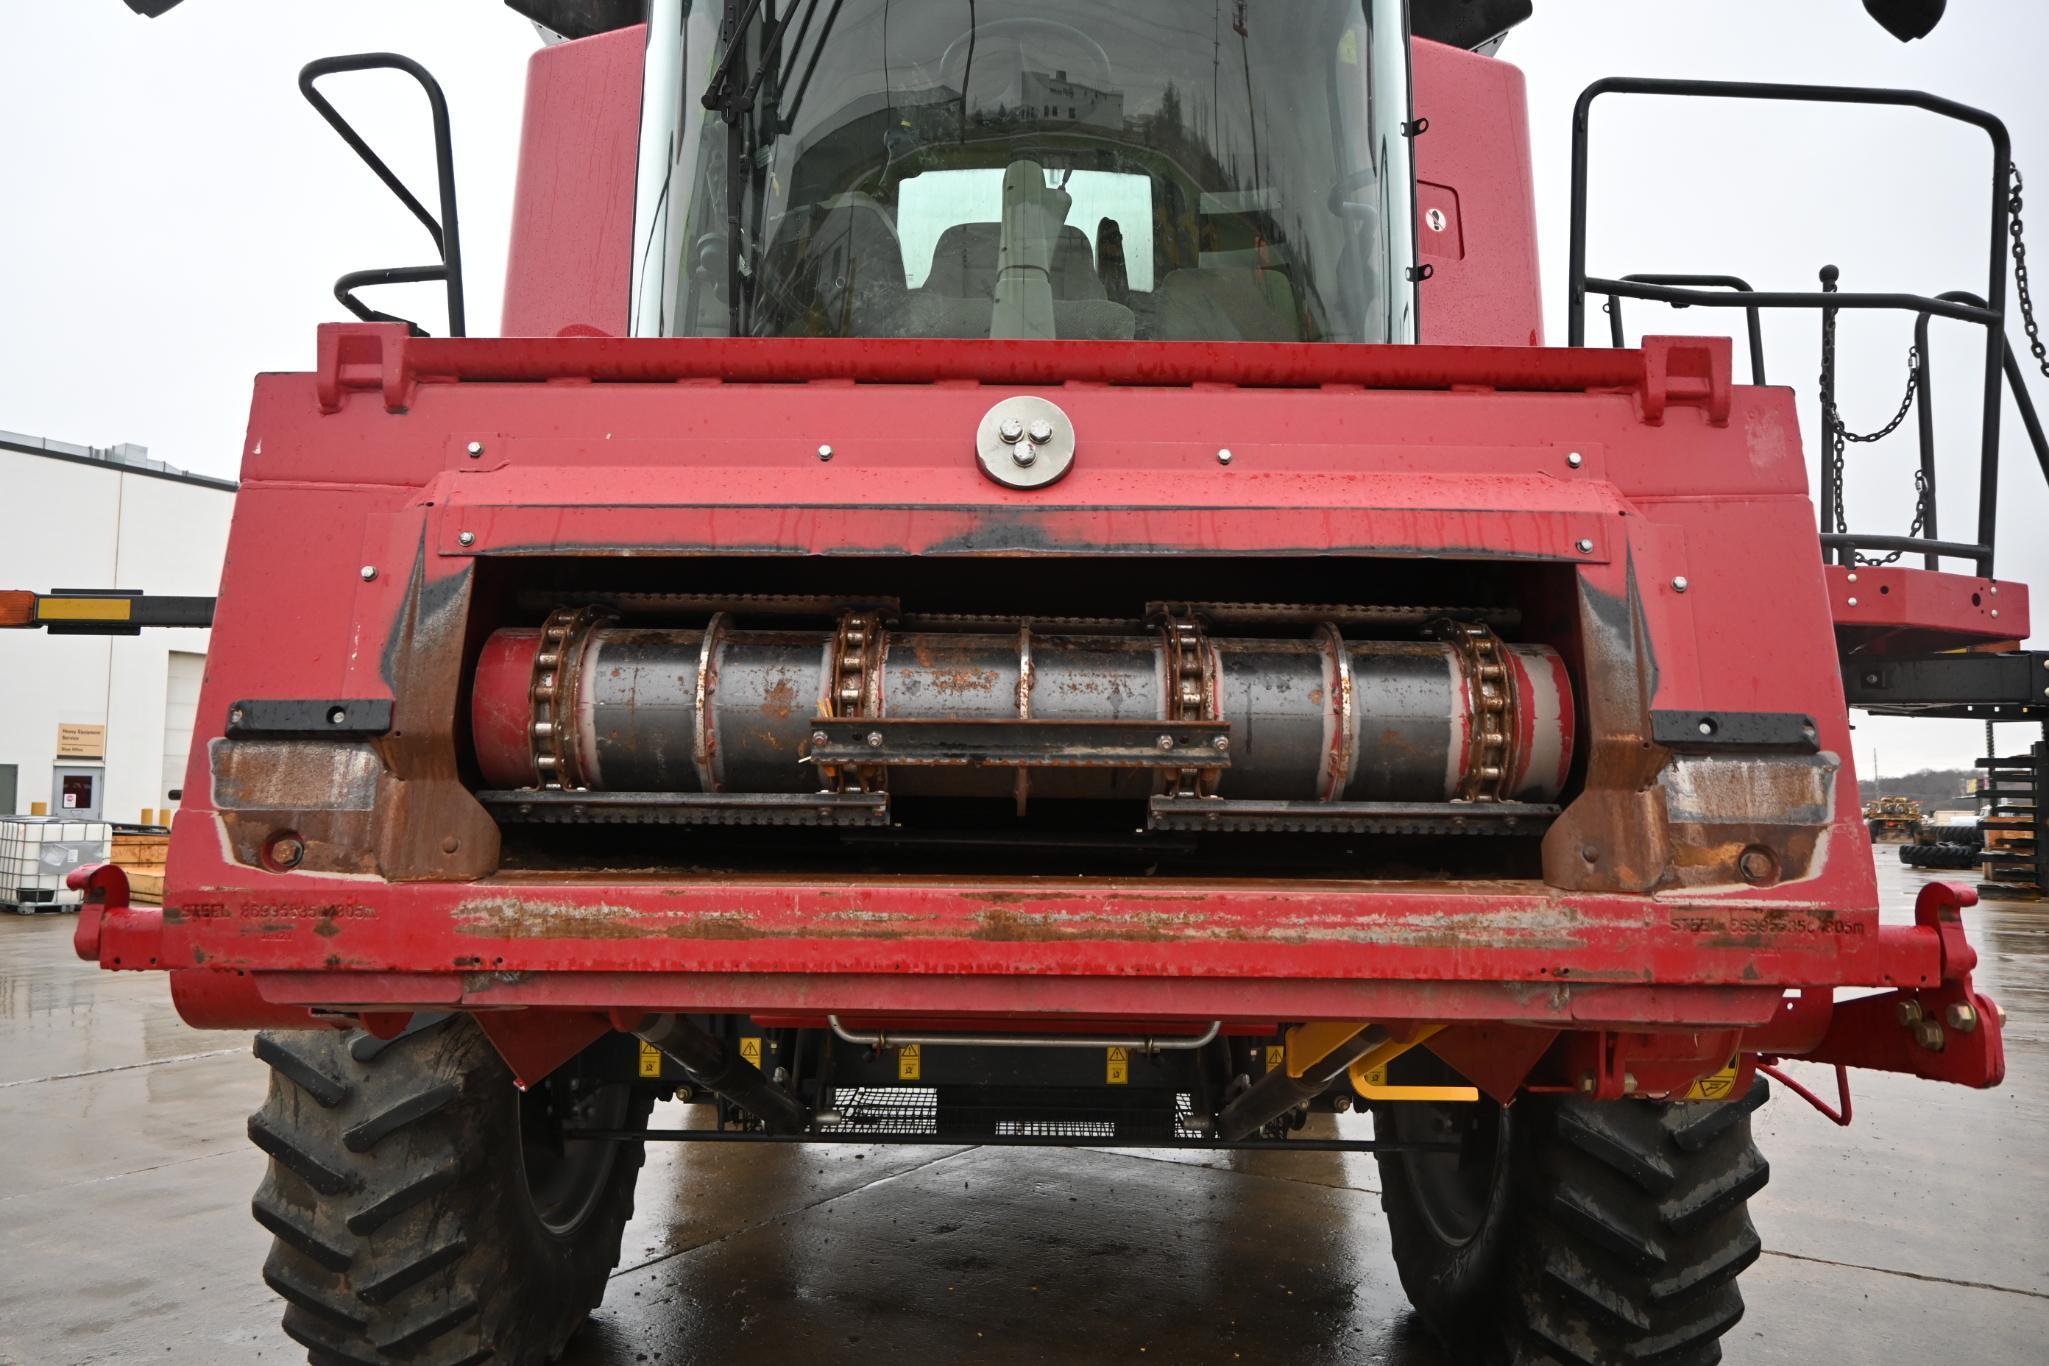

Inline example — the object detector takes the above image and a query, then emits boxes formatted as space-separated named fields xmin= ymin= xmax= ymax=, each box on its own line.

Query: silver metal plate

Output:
xmin=977 ymin=395 xmax=1076 ymax=489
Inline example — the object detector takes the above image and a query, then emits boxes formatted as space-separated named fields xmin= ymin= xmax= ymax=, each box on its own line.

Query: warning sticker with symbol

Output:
xmin=1685 ymin=1057 xmax=1741 ymax=1101
xmin=739 ymin=1037 xmax=763 ymax=1069
xmin=1106 ymin=1045 xmax=1129 ymax=1085
xmin=898 ymin=1043 xmax=922 ymax=1081
xmin=1265 ymin=1044 xmax=1285 ymax=1072
xmin=638 ymin=1040 xmax=663 ymax=1078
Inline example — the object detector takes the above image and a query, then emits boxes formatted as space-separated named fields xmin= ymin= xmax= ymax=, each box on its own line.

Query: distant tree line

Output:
xmin=1857 ymin=767 xmax=1976 ymax=806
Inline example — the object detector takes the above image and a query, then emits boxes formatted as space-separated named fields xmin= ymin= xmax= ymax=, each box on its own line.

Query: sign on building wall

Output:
xmin=56 ymin=723 xmax=106 ymax=759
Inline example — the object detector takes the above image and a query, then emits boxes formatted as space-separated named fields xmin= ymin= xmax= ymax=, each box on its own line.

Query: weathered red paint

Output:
xmin=1411 ymin=38 xmax=1545 ymax=346
xmin=79 ymin=315 xmax=2013 ymax=1096
xmin=500 ymin=24 xmax=643 ymax=339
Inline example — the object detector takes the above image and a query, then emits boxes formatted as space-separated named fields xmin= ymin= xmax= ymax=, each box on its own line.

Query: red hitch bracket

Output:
xmin=1800 ymin=881 xmax=2006 ymax=1088
xmin=69 ymin=864 xmax=166 ymax=971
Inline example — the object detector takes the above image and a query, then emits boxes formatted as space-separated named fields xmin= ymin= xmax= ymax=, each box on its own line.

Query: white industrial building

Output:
xmin=0 ymin=430 xmax=233 ymax=824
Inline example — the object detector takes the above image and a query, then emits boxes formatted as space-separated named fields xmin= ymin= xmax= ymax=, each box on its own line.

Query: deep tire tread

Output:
xmin=248 ymin=1019 xmax=651 ymax=1365
xmin=1377 ymin=1075 xmax=1771 ymax=1366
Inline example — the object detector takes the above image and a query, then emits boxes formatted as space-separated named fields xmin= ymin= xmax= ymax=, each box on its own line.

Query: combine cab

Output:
xmin=24 ymin=0 xmax=2047 ymax=1360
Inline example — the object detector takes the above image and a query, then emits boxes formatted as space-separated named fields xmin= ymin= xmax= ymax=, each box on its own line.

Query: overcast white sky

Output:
xmin=3 ymin=0 xmax=2045 ymax=777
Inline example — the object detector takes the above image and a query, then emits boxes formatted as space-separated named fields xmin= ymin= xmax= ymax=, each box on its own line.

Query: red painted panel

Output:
xmin=500 ymin=25 xmax=644 ymax=339
xmin=1410 ymin=39 xmax=1544 ymax=346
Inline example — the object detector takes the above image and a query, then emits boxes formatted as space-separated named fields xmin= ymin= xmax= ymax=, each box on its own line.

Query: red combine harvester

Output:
xmin=15 ymin=0 xmax=2047 ymax=1360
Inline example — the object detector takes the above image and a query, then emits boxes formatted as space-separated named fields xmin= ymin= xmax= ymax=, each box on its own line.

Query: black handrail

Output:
xmin=1570 ymin=76 xmax=2011 ymax=573
xmin=1606 ymin=274 xmax=1768 ymax=385
xmin=298 ymin=53 xmax=466 ymax=337
xmin=1913 ymin=290 xmax=2049 ymax=569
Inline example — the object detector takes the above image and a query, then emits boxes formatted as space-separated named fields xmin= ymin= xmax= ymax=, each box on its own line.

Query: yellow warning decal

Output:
xmin=637 ymin=1040 xmax=663 ymax=1078
xmin=1685 ymin=1057 xmax=1740 ymax=1101
xmin=898 ymin=1043 xmax=922 ymax=1081
xmin=739 ymin=1037 xmax=763 ymax=1069
xmin=1358 ymin=1062 xmax=1389 ymax=1090
xmin=1265 ymin=1044 xmax=1285 ymax=1072
xmin=1106 ymin=1045 xmax=1130 ymax=1085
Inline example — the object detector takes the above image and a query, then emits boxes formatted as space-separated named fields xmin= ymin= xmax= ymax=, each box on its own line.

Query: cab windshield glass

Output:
xmin=656 ymin=0 xmax=1414 ymax=343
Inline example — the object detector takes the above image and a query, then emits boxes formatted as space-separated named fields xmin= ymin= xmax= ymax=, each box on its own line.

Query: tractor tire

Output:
xmin=248 ymin=1017 xmax=654 ymax=1366
xmin=1374 ymin=1072 xmax=1770 ymax=1365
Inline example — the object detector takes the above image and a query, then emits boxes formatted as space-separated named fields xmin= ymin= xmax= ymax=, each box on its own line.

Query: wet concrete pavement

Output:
xmin=1 ymin=855 xmax=2044 ymax=1365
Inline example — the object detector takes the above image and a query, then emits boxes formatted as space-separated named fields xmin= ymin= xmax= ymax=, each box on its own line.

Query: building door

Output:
xmin=161 ymin=651 xmax=205 ymax=810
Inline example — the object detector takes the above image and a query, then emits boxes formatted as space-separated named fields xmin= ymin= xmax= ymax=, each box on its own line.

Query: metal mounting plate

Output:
xmin=810 ymin=717 xmax=1231 ymax=769
xmin=976 ymin=395 xmax=1076 ymax=489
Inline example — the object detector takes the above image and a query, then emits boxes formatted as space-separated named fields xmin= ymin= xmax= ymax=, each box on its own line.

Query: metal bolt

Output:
xmin=1578 ymin=1073 xmax=1597 ymax=1093
xmin=1217 ymin=448 xmax=1233 ymax=465
xmin=817 ymin=444 xmax=834 ymax=461
xmin=440 ymin=835 xmax=460 ymax=854
xmin=1566 ymin=451 xmax=1583 ymax=468
xmin=1993 ymin=1000 xmax=2009 ymax=1029
xmin=811 ymin=730 xmax=829 ymax=746
xmin=1672 ymin=576 xmax=1690 ymax=593
xmin=998 ymin=417 xmax=1025 ymax=443
xmin=1896 ymin=999 xmax=1925 ymax=1027
xmin=1622 ymin=1073 xmax=1639 ymax=1095
xmin=466 ymin=440 xmax=485 ymax=458
xmin=865 ymin=731 xmax=884 ymax=748
xmin=268 ymin=835 xmax=305 ymax=869
xmin=1991 ymin=609 xmax=2000 ymax=618
xmin=1212 ymin=735 xmax=1230 ymax=751
xmin=1847 ymin=597 xmax=1859 ymax=607
xmin=359 ymin=565 xmax=378 ymax=581
xmin=1011 ymin=441 xmax=1038 ymax=467
xmin=1738 ymin=848 xmax=1777 ymax=883
xmin=1330 ymin=1093 xmax=1353 ymax=1113
xmin=1158 ymin=735 xmax=1176 ymax=750
xmin=1027 ymin=418 xmax=1055 ymax=444
xmin=1913 ymin=1019 xmax=1947 ymax=1052
xmin=1946 ymin=1002 xmax=1979 ymax=1034
xmin=1846 ymin=572 xmax=1858 ymax=583
xmin=1575 ymin=538 xmax=1594 ymax=554
xmin=1991 ymin=584 xmax=2000 ymax=594
xmin=458 ymin=530 xmax=476 ymax=546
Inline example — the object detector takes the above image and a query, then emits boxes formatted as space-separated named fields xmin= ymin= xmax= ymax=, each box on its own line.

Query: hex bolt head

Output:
xmin=1913 ymin=1019 xmax=1947 ymax=1052
xmin=268 ymin=835 xmax=306 ymax=869
xmin=466 ymin=440 xmax=485 ymax=458
xmin=1157 ymin=735 xmax=1175 ymax=750
xmin=1672 ymin=576 xmax=1690 ymax=593
xmin=1212 ymin=735 xmax=1230 ymax=751
xmin=998 ymin=417 xmax=1025 ymax=443
xmin=1011 ymin=441 xmax=1038 ymax=467
xmin=817 ymin=444 xmax=834 ymax=461
xmin=1027 ymin=418 xmax=1055 ymax=444
xmin=1737 ymin=847 xmax=1777 ymax=884
xmin=458 ymin=530 xmax=476 ymax=546
xmin=811 ymin=730 xmax=829 ymax=746
xmin=1330 ymin=1093 xmax=1353 ymax=1113
xmin=1566 ymin=451 xmax=1584 ymax=468
xmin=1217 ymin=448 xmax=1233 ymax=465
xmin=1575 ymin=538 xmax=1595 ymax=554
xmin=865 ymin=731 xmax=884 ymax=748
xmin=359 ymin=565 xmax=378 ymax=582
xmin=1946 ymin=1002 xmax=1980 ymax=1034
xmin=1896 ymin=998 xmax=1925 ymax=1027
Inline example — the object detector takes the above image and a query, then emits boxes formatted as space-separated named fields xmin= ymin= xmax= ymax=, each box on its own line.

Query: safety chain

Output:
xmin=1821 ymin=273 xmax=1926 ymax=566
xmin=2012 ymin=166 xmax=2049 ymax=381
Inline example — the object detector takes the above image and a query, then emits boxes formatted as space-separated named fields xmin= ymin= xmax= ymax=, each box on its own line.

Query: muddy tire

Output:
xmin=1374 ymin=1073 xmax=1770 ymax=1365
xmin=248 ymin=1017 xmax=653 ymax=1366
